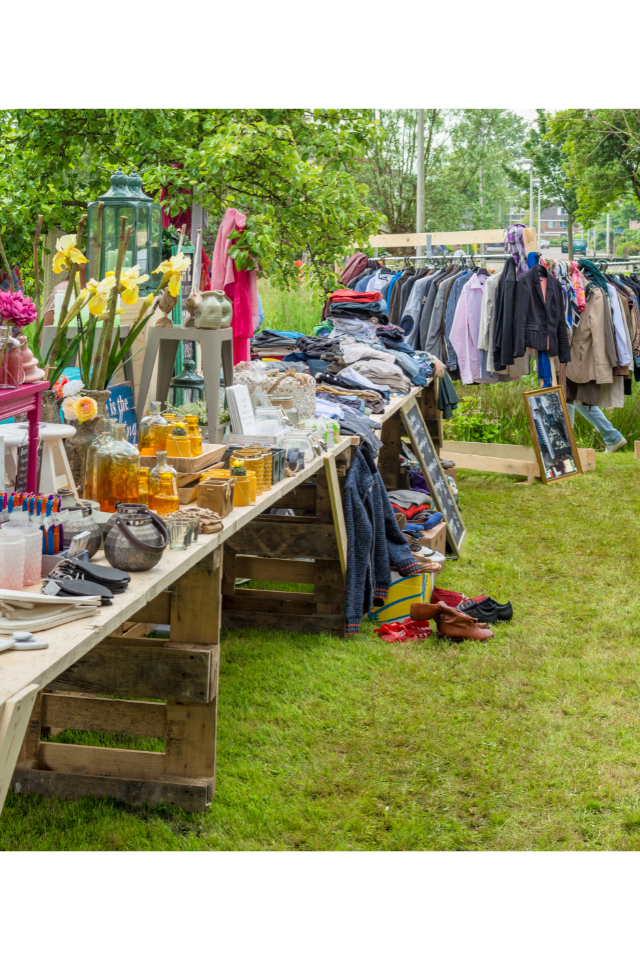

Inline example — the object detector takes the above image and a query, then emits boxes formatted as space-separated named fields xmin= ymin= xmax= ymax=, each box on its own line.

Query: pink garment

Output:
xmin=449 ymin=273 xmax=487 ymax=384
xmin=210 ymin=208 xmax=258 ymax=364
xmin=568 ymin=261 xmax=586 ymax=312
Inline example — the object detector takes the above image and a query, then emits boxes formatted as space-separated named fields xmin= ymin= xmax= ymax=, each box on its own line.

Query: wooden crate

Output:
xmin=140 ymin=443 xmax=227 ymax=472
xmin=12 ymin=551 xmax=223 ymax=814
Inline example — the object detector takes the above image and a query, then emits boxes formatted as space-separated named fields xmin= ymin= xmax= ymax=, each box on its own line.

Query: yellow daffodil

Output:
xmin=120 ymin=264 xmax=150 ymax=306
xmin=85 ymin=274 xmax=117 ymax=316
xmin=52 ymin=234 xmax=88 ymax=274
xmin=153 ymin=252 xmax=191 ymax=297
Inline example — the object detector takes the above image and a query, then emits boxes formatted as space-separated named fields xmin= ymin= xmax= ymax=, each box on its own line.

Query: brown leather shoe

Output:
xmin=395 ymin=512 xmax=407 ymax=530
xmin=437 ymin=619 xmax=494 ymax=642
xmin=410 ymin=601 xmax=486 ymax=627
xmin=410 ymin=602 xmax=444 ymax=621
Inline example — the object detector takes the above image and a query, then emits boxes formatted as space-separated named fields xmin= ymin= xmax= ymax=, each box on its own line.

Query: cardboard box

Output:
xmin=419 ymin=521 xmax=447 ymax=556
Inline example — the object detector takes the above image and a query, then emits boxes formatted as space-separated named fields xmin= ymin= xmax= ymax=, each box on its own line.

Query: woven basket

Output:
xmin=264 ymin=371 xmax=316 ymax=418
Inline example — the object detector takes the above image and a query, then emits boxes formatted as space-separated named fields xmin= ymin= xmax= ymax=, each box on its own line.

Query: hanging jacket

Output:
xmin=342 ymin=445 xmax=421 ymax=633
xmin=565 ymin=286 xmax=617 ymax=384
xmin=512 ymin=263 xmax=571 ymax=362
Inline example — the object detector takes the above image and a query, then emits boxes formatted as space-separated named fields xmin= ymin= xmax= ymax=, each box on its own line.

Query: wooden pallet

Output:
xmin=441 ymin=441 xmax=596 ymax=483
xmin=12 ymin=550 xmax=223 ymax=813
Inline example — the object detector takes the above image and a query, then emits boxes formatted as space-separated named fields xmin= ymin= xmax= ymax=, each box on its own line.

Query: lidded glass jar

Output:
xmin=0 ymin=329 xmax=24 ymax=389
xmin=184 ymin=416 xmax=203 ymax=457
xmin=84 ymin=418 xmax=115 ymax=501
xmin=149 ymin=450 xmax=178 ymax=498
xmin=96 ymin=422 xmax=140 ymax=513
xmin=1 ymin=522 xmax=41 ymax=585
xmin=138 ymin=467 xmax=150 ymax=506
xmin=139 ymin=400 xmax=169 ymax=456
xmin=150 ymin=472 xmax=179 ymax=516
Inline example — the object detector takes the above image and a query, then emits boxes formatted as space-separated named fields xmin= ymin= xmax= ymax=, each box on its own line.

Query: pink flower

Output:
xmin=0 ymin=290 xmax=38 ymax=327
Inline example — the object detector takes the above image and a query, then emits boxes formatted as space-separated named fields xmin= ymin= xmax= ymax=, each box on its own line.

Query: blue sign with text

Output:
xmin=106 ymin=382 xmax=138 ymax=445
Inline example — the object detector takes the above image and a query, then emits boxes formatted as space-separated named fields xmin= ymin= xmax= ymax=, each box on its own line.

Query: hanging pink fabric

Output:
xmin=210 ymin=208 xmax=258 ymax=364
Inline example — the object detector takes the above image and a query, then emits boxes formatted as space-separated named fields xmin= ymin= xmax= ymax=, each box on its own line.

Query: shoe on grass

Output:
xmin=604 ymin=437 xmax=627 ymax=453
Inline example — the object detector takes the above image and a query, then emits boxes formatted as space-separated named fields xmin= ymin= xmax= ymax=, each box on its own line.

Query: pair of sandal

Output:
xmin=409 ymin=601 xmax=494 ymax=642
xmin=374 ymin=618 xmax=433 ymax=643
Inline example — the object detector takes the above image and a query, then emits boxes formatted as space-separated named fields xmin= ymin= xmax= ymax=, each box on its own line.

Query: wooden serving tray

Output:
xmin=140 ymin=443 xmax=227 ymax=472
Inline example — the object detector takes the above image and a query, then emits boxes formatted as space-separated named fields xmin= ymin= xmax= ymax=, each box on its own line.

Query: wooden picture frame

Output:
xmin=523 ymin=385 xmax=583 ymax=484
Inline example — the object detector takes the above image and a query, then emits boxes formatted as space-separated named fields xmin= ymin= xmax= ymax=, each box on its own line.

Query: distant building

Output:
xmin=540 ymin=205 xmax=570 ymax=240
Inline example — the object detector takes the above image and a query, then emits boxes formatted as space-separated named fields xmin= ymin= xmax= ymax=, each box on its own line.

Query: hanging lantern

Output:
xmin=169 ymin=358 xmax=205 ymax=407
xmin=86 ymin=169 xmax=162 ymax=291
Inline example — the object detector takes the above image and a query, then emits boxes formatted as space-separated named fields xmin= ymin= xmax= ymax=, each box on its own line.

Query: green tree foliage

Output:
xmin=0 ymin=109 xmax=384 ymax=292
xmin=358 ymin=109 xmax=527 ymax=236
xmin=549 ymin=109 xmax=640 ymax=223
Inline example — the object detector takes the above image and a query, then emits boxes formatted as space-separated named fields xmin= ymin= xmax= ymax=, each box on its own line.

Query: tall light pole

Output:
xmin=606 ymin=212 xmax=610 ymax=255
xmin=416 ymin=109 xmax=424 ymax=259
xmin=533 ymin=178 xmax=541 ymax=245
xmin=521 ymin=158 xmax=534 ymax=229
xmin=478 ymin=118 xmax=491 ymax=257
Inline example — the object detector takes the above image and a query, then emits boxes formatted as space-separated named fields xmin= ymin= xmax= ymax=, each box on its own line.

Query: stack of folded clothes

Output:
xmin=387 ymin=489 xmax=443 ymax=530
xmin=349 ymin=359 xmax=412 ymax=394
xmin=252 ymin=329 xmax=303 ymax=355
xmin=328 ymin=290 xmax=388 ymax=340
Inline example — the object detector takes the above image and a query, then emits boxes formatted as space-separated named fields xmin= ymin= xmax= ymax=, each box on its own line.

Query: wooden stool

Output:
xmin=1 ymin=422 xmax=78 ymax=497
xmin=135 ymin=327 xmax=234 ymax=442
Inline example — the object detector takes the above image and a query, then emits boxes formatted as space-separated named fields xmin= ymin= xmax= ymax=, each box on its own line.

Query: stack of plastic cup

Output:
xmin=0 ymin=533 xmax=25 ymax=590
xmin=1 ymin=522 xmax=42 ymax=586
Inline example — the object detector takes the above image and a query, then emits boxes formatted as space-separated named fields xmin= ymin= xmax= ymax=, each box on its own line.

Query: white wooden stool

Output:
xmin=0 ymin=422 xmax=78 ymax=497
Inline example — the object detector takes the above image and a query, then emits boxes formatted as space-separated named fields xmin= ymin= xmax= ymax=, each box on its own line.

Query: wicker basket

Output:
xmin=264 ymin=371 xmax=316 ymax=418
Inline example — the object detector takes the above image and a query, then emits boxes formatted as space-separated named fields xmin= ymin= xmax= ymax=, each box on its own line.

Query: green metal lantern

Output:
xmin=86 ymin=169 xmax=162 ymax=292
xmin=169 ymin=358 xmax=205 ymax=407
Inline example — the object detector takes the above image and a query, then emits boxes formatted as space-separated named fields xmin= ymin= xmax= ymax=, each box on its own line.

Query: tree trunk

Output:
xmin=568 ymin=216 xmax=574 ymax=260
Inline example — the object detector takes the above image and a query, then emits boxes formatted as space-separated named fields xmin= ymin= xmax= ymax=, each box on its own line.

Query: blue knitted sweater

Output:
xmin=342 ymin=445 xmax=422 ymax=633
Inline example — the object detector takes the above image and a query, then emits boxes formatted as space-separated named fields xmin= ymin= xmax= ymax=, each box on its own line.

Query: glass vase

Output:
xmin=150 ymin=472 xmax=179 ymax=516
xmin=84 ymin=419 xmax=115 ymax=502
xmin=138 ymin=467 xmax=150 ymax=506
xmin=0 ymin=328 xmax=24 ymax=389
xmin=139 ymin=400 xmax=169 ymax=456
xmin=149 ymin=451 xmax=178 ymax=498
xmin=96 ymin=422 xmax=140 ymax=513
xmin=1 ymin=523 xmax=41 ymax=585
xmin=185 ymin=416 xmax=203 ymax=457
xmin=0 ymin=534 xmax=25 ymax=589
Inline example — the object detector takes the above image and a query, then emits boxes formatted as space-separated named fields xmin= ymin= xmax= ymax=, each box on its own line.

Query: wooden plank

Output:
xmin=269 ymin=483 xmax=316 ymax=511
xmin=323 ymin=457 xmax=348 ymax=579
xmin=165 ymin=698 xmax=218 ymax=780
xmin=18 ymin=692 xmax=43 ymax=763
xmin=314 ymin=560 xmax=344 ymax=615
xmin=222 ymin=609 xmax=344 ymax=637
xmin=41 ymin=693 xmax=166 ymax=738
xmin=50 ymin=642 xmax=218 ymax=703
xmin=635 ymin=439 xmax=640 ymax=460
xmin=127 ymin=591 xmax=171 ymax=624
xmin=234 ymin=556 xmax=315 ymax=584
xmin=225 ymin=590 xmax=318 ymax=616
xmin=11 ymin=765 xmax=212 ymax=812
xmin=378 ymin=412 xmax=404 ymax=490
xmin=227 ymin=522 xmax=339 ymax=561
xmin=171 ymin=547 xmax=222 ymax=646
xmin=440 ymin=445 xmax=596 ymax=478
xmin=0 ymin=683 xmax=39 ymax=815
xmin=369 ymin=229 xmax=505 ymax=248
xmin=37 ymin=741 xmax=165 ymax=780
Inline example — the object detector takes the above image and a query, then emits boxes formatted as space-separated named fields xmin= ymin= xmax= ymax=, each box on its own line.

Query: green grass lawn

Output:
xmin=3 ymin=452 xmax=640 ymax=850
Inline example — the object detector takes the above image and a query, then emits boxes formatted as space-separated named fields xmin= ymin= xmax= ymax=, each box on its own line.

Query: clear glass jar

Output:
xmin=0 ymin=533 xmax=25 ymax=589
xmin=138 ymin=467 xmax=150 ymax=506
xmin=138 ymin=400 xmax=169 ymax=456
xmin=96 ymin=422 xmax=140 ymax=513
xmin=150 ymin=471 xmax=179 ymax=516
xmin=1 ymin=522 xmax=41 ymax=584
xmin=149 ymin=450 xmax=178 ymax=498
xmin=84 ymin=419 xmax=115 ymax=501
xmin=184 ymin=416 xmax=203 ymax=457
xmin=0 ymin=328 xmax=24 ymax=389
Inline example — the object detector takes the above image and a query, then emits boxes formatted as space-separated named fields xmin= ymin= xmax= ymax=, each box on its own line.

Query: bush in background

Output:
xmin=257 ymin=279 xmax=323 ymax=337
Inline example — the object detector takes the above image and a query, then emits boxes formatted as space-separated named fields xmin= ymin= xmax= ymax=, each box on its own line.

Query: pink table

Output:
xmin=0 ymin=381 xmax=50 ymax=492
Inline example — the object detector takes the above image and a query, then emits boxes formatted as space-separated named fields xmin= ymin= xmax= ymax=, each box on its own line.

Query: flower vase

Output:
xmin=40 ymin=389 xmax=62 ymax=425
xmin=64 ymin=390 xmax=111 ymax=493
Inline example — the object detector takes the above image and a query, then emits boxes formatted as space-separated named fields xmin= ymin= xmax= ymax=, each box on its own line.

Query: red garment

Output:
xmin=392 ymin=503 xmax=431 ymax=520
xmin=210 ymin=208 xmax=258 ymax=365
xmin=340 ymin=252 xmax=369 ymax=285
xmin=431 ymin=588 xmax=488 ymax=606
xmin=200 ymin=250 xmax=211 ymax=292
xmin=328 ymin=290 xmax=382 ymax=303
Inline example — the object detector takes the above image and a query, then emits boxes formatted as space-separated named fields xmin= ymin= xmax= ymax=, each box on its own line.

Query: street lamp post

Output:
xmin=533 ymin=178 xmax=541 ymax=246
xmin=416 ymin=109 xmax=424 ymax=259
xmin=521 ymin=158 xmax=534 ymax=230
xmin=478 ymin=118 xmax=491 ymax=257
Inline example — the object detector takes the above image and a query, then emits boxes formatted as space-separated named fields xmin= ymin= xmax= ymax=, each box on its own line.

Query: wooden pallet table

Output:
xmin=0 ymin=438 xmax=351 ymax=817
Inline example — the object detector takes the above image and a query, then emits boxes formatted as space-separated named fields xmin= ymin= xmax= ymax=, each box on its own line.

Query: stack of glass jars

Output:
xmin=138 ymin=401 xmax=169 ymax=456
xmin=96 ymin=423 xmax=140 ymax=512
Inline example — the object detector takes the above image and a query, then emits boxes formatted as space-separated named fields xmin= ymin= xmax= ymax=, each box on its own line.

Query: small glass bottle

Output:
xmin=84 ymin=418 xmax=115 ymax=501
xmin=96 ymin=423 xmax=140 ymax=513
xmin=138 ymin=467 xmax=150 ymax=506
xmin=184 ymin=415 xmax=203 ymax=457
xmin=138 ymin=400 xmax=169 ymax=456
xmin=149 ymin=450 xmax=178 ymax=498
xmin=150 ymin=471 xmax=179 ymax=516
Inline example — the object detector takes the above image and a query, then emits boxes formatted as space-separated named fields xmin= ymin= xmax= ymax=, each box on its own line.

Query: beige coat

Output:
xmin=565 ymin=287 xmax=618 ymax=384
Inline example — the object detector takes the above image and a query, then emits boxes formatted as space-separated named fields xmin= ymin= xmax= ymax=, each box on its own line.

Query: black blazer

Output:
xmin=493 ymin=257 xmax=517 ymax=369
xmin=513 ymin=263 xmax=571 ymax=362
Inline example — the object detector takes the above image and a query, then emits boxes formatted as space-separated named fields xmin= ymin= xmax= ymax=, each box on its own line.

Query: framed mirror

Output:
xmin=523 ymin=386 xmax=583 ymax=484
